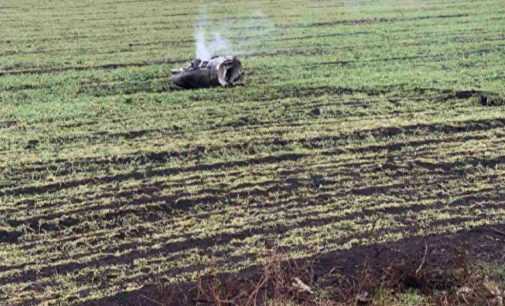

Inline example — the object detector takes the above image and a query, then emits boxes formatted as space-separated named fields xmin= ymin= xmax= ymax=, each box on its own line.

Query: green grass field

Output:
xmin=1 ymin=0 xmax=505 ymax=304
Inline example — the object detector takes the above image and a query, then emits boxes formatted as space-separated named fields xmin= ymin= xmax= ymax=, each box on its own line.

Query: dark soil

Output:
xmin=0 ymin=228 xmax=22 ymax=243
xmin=82 ymin=223 xmax=505 ymax=306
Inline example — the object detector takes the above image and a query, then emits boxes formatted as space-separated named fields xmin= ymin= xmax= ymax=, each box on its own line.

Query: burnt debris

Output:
xmin=170 ymin=56 xmax=242 ymax=89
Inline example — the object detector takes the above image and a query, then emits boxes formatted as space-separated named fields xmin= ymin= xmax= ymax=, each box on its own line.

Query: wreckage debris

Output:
xmin=170 ymin=56 xmax=242 ymax=89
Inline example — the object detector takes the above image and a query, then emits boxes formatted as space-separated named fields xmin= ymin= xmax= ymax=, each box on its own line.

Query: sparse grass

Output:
xmin=1 ymin=0 xmax=505 ymax=304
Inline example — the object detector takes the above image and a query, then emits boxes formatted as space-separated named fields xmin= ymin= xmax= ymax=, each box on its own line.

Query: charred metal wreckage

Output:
xmin=170 ymin=56 xmax=242 ymax=89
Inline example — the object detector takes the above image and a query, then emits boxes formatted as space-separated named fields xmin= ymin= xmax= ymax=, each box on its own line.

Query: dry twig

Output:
xmin=140 ymin=294 xmax=163 ymax=306
xmin=416 ymin=241 xmax=429 ymax=276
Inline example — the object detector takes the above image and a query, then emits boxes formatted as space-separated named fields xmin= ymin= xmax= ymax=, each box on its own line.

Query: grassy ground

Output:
xmin=1 ymin=0 xmax=505 ymax=304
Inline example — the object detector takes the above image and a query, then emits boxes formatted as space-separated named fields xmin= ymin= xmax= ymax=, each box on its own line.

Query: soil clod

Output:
xmin=0 ymin=227 xmax=22 ymax=243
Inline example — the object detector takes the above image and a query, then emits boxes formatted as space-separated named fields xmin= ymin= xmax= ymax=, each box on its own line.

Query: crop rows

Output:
xmin=1 ymin=0 xmax=505 ymax=304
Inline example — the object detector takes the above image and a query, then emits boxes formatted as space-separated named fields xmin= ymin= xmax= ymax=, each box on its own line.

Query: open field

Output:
xmin=1 ymin=0 xmax=505 ymax=304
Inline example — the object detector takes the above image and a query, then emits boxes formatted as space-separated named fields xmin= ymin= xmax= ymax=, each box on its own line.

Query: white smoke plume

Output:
xmin=194 ymin=6 xmax=275 ymax=60
xmin=194 ymin=7 xmax=233 ymax=60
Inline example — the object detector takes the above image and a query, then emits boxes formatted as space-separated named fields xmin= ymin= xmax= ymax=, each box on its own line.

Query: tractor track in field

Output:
xmin=2 ymin=125 xmax=500 ymax=190
xmin=312 ymin=45 xmax=505 ymax=67
xmin=286 ymin=13 xmax=470 ymax=29
xmin=4 ymin=146 xmax=504 ymax=239
xmin=1 ymin=203 xmax=495 ymax=287
xmin=1 ymin=130 xmax=492 ymax=190
xmin=0 ymin=59 xmax=183 ymax=77
xmin=9 ymin=198 xmax=502 ymax=270
xmin=1 ymin=153 xmax=307 ymax=197
xmin=5 ymin=162 xmax=498 ymax=234
xmin=7 ymin=169 xmax=468 ymax=230
xmin=5 ymin=31 xmax=502 ymax=72
xmin=2 ymin=16 xmax=502 ymax=78
xmin=3 ymin=207 xmax=500 ymax=295
xmin=8 ymin=189 xmax=474 ymax=260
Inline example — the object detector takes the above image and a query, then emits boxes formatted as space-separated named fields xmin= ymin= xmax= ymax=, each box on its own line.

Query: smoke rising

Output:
xmin=194 ymin=6 xmax=275 ymax=60
xmin=194 ymin=7 xmax=233 ymax=60
xmin=195 ymin=32 xmax=232 ymax=61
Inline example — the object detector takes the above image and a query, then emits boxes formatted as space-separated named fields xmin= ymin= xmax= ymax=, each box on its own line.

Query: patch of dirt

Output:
xmin=478 ymin=92 xmax=505 ymax=106
xmin=0 ymin=227 xmax=22 ymax=243
xmin=82 ymin=223 xmax=505 ymax=306
xmin=433 ymin=89 xmax=504 ymax=106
